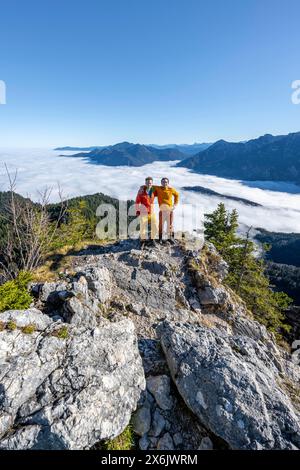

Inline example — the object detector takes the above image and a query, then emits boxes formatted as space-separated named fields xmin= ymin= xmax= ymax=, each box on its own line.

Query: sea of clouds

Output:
xmin=1 ymin=148 xmax=300 ymax=235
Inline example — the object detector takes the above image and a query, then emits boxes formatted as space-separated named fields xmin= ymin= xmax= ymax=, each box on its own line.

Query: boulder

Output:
xmin=198 ymin=285 xmax=229 ymax=306
xmin=157 ymin=432 xmax=174 ymax=450
xmin=149 ymin=409 xmax=166 ymax=437
xmin=0 ymin=309 xmax=145 ymax=449
xmin=146 ymin=375 xmax=173 ymax=411
xmin=75 ymin=266 xmax=112 ymax=304
xmin=132 ymin=404 xmax=151 ymax=436
xmin=158 ymin=321 xmax=300 ymax=450
xmin=199 ymin=436 xmax=213 ymax=450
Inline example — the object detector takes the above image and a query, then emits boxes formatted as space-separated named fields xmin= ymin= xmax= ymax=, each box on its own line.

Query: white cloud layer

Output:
xmin=1 ymin=148 xmax=300 ymax=234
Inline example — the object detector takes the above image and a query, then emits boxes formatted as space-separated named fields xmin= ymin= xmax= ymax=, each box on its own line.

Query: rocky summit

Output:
xmin=0 ymin=236 xmax=300 ymax=450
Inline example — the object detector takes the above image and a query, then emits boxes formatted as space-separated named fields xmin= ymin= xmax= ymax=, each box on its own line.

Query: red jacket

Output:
xmin=135 ymin=187 xmax=154 ymax=215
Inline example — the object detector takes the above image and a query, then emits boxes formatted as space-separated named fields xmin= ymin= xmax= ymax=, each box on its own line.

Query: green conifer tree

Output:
xmin=204 ymin=203 xmax=291 ymax=336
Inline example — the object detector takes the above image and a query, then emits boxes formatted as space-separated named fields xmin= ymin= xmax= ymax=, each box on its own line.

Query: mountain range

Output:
xmin=177 ymin=132 xmax=300 ymax=184
xmin=62 ymin=142 xmax=187 ymax=166
xmin=148 ymin=142 xmax=212 ymax=154
xmin=55 ymin=142 xmax=212 ymax=155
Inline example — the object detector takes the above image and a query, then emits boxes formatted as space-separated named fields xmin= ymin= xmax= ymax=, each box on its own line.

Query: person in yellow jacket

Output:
xmin=153 ymin=177 xmax=179 ymax=243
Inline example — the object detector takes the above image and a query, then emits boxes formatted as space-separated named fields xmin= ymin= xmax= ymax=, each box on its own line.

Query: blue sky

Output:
xmin=0 ymin=0 xmax=299 ymax=147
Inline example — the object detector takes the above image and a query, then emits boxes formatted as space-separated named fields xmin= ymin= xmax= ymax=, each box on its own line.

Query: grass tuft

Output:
xmin=6 ymin=320 xmax=17 ymax=331
xmin=102 ymin=425 xmax=134 ymax=450
xmin=51 ymin=325 xmax=69 ymax=339
xmin=21 ymin=324 xmax=36 ymax=334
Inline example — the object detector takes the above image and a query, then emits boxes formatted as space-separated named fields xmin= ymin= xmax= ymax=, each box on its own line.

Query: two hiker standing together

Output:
xmin=135 ymin=177 xmax=179 ymax=246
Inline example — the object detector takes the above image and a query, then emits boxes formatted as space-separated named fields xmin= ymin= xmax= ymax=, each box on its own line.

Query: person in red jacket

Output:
xmin=135 ymin=176 xmax=157 ymax=245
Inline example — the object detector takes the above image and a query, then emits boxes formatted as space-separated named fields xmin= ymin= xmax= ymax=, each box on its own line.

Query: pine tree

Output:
xmin=204 ymin=204 xmax=240 ymax=257
xmin=52 ymin=200 xmax=92 ymax=249
xmin=0 ymin=271 xmax=33 ymax=312
xmin=204 ymin=204 xmax=291 ymax=335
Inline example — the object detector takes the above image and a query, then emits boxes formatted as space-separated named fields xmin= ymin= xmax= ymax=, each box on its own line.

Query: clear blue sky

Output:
xmin=0 ymin=0 xmax=299 ymax=147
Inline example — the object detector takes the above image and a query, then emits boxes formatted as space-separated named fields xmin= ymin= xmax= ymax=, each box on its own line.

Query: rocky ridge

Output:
xmin=0 ymin=236 xmax=299 ymax=450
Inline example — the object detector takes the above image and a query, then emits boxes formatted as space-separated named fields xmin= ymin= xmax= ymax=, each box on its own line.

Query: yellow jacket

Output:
xmin=153 ymin=186 xmax=179 ymax=208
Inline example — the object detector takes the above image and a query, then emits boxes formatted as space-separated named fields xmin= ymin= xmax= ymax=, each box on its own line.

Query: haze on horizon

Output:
xmin=0 ymin=0 xmax=300 ymax=147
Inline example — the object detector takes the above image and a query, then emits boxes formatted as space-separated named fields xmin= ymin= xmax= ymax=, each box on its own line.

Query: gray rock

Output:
xmin=3 ymin=236 xmax=299 ymax=452
xmin=231 ymin=315 xmax=269 ymax=342
xmin=198 ymin=286 xmax=229 ymax=306
xmin=0 ymin=310 xmax=145 ymax=449
xmin=0 ymin=308 xmax=52 ymax=331
xmin=147 ymin=375 xmax=173 ymax=411
xmin=38 ymin=281 xmax=69 ymax=304
xmin=205 ymin=243 xmax=229 ymax=281
xmin=173 ymin=432 xmax=183 ymax=446
xmin=141 ymin=260 xmax=167 ymax=276
xmin=158 ymin=321 xmax=300 ymax=450
xmin=140 ymin=306 xmax=151 ymax=317
xmin=132 ymin=404 xmax=151 ymax=436
xmin=149 ymin=409 xmax=166 ymax=437
xmin=75 ymin=266 xmax=112 ymax=304
xmin=199 ymin=436 xmax=213 ymax=450
xmin=63 ymin=296 xmax=97 ymax=327
xmin=157 ymin=432 xmax=174 ymax=450
xmin=127 ymin=303 xmax=143 ymax=315
xmin=71 ymin=275 xmax=89 ymax=300
xmin=139 ymin=434 xmax=150 ymax=450
xmin=188 ymin=297 xmax=202 ymax=312
xmin=148 ymin=437 xmax=158 ymax=449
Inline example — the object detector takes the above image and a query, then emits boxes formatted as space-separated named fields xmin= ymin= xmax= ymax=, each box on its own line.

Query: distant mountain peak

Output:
xmin=63 ymin=142 xmax=187 ymax=167
xmin=177 ymin=131 xmax=300 ymax=184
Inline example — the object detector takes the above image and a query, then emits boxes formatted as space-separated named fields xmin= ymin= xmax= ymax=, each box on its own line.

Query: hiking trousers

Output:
xmin=159 ymin=208 xmax=174 ymax=239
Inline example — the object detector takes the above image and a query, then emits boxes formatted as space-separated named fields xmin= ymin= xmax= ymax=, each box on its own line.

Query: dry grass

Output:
xmin=280 ymin=378 xmax=300 ymax=412
xmin=198 ymin=315 xmax=216 ymax=329
xmin=33 ymin=239 xmax=108 ymax=283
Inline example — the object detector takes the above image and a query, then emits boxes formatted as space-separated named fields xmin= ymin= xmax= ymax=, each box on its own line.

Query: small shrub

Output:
xmin=6 ymin=320 xmax=17 ymax=331
xmin=102 ymin=425 xmax=134 ymax=450
xmin=51 ymin=326 xmax=69 ymax=339
xmin=0 ymin=271 xmax=33 ymax=312
xmin=0 ymin=321 xmax=5 ymax=331
xmin=21 ymin=324 xmax=36 ymax=334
